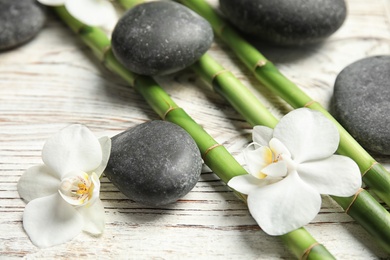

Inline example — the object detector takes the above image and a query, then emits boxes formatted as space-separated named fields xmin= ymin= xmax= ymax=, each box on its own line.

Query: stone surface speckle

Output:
xmin=219 ymin=0 xmax=346 ymax=45
xmin=0 ymin=0 xmax=46 ymax=50
xmin=105 ymin=121 xmax=202 ymax=206
xmin=331 ymin=56 xmax=390 ymax=155
xmin=112 ymin=1 xmax=213 ymax=75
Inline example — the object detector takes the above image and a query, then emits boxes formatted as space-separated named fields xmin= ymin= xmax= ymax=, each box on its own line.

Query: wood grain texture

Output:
xmin=1 ymin=0 xmax=390 ymax=258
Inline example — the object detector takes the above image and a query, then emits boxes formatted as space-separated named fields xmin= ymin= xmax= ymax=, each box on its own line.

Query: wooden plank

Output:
xmin=0 ymin=0 xmax=389 ymax=258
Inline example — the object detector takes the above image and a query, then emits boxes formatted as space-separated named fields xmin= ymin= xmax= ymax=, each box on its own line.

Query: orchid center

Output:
xmin=59 ymin=171 xmax=95 ymax=206
xmin=254 ymin=146 xmax=273 ymax=179
xmin=254 ymin=138 xmax=296 ymax=179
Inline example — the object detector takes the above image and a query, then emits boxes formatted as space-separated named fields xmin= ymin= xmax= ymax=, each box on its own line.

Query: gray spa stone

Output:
xmin=219 ymin=0 xmax=347 ymax=45
xmin=105 ymin=121 xmax=202 ymax=206
xmin=0 ymin=0 xmax=46 ymax=50
xmin=111 ymin=1 xmax=213 ymax=76
xmin=331 ymin=56 xmax=390 ymax=155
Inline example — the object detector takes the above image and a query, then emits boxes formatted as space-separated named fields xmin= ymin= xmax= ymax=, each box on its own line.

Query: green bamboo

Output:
xmin=193 ymin=54 xmax=278 ymax=128
xmin=53 ymin=5 xmax=335 ymax=259
xmin=193 ymin=53 xmax=390 ymax=253
xmin=177 ymin=0 xmax=390 ymax=209
xmin=333 ymin=192 xmax=390 ymax=252
xmin=119 ymin=0 xmax=145 ymax=9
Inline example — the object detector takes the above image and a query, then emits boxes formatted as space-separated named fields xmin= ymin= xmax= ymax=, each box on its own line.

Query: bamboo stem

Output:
xmin=53 ymin=5 xmax=335 ymax=259
xmin=177 ymin=0 xmax=390 ymax=209
xmin=192 ymin=52 xmax=390 ymax=254
xmin=333 ymin=191 xmax=390 ymax=253
xmin=116 ymin=0 xmax=390 ymax=253
xmin=192 ymin=53 xmax=278 ymax=128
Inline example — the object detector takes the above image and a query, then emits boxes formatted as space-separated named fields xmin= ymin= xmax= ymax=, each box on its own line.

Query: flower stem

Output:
xmin=53 ymin=5 xmax=335 ymax=259
xmin=176 ymin=0 xmax=390 ymax=209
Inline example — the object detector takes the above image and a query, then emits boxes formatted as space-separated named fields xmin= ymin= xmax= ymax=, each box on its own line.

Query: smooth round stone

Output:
xmin=105 ymin=121 xmax=202 ymax=206
xmin=111 ymin=1 xmax=213 ymax=76
xmin=219 ymin=0 xmax=346 ymax=45
xmin=331 ymin=56 xmax=390 ymax=155
xmin=0 ymin=0 xmax=46 ymax=50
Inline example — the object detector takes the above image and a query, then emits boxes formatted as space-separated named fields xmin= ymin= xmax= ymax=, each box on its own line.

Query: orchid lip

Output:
xmin=58 ymin=171 xmax=95 ymax=206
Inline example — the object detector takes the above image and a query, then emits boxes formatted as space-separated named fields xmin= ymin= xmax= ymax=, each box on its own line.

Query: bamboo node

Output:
xmin=217 ymin=23 xmax=227 ymax=36
xmin=304 ymin=100 xmax=318 ymax=108
xmin=203 ymin=143 xmax=223 ymax=159
xmin=76 ymin=25 xmax=91 ymax=35
xmin=362 ymin=161 xmax=379 ymax=177
xmin=101 ymin=45 xmax=112 ymax=63
xmin=301 ymin=242 xmax=320 ymax=260
xmin=253 ymin=59 xmax=268 ymax=71
xmin=211 ymin=69 xmax=229 ymax=84
xmin=163 ymin=106 xmax=180 ymax=120
xmin=345 ymin=188 xmax=364 ymax=214
xmin=131 ymin=74 xmax=139 ymax=87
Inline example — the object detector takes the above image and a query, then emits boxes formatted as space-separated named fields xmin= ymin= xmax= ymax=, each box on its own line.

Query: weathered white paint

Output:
xmin=0 ymin=0 xmax=389 ymax=258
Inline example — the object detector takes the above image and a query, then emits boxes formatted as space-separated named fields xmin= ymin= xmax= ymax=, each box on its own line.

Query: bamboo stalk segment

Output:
xmin=118 ymin=0 xmax=390 ymax=254
xmin=177 ymin=0 xmax=390 ymax=208
xmin=52 ymin=5 xmax=335 ymax=259
xmin=192 ymin=52 xmax=390 ymax=254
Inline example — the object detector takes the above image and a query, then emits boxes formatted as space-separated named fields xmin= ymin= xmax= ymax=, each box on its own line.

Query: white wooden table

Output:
xmin=1 ymin=0 xmax=390 ymax=258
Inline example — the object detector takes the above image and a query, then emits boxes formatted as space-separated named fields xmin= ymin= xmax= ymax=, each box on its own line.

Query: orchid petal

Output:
xmin=42 ymin=124 xmax=102 ymax=179
xmin=252 ymin=126 xmax=273 ymax=146
xmin=23 ymin=194 xmax=83 ymax=248
xmin=244 ymin=143 xmax=272 ymax=178
xmin=228 ymin=174 xmax=267 ymax=195
xmin=247 ymin=171 xmax=321 ymax=236
xmin=37 ymin=0 xmax=66 ymax=6
xmin=269 ymin=138 xmax=291 ymax=158
xmin=88 ymin=172 xmax=101 ymax=206
xmin=65 ymin=0 xmax=117 ymax=27
xmin=261 ymin=161 xmax=288 ymax=178
xmin=298 ymin=155 xmax=362 ymax=196
xmin=78 ymin=199 xmax=105 ymax=234
xmin=17 ymin=165 xmax=60 ymax=202
xmin=94 ymin=136 xmax=111 ymax=178
xmin=273 ymin=108 xmax=339 ymax=163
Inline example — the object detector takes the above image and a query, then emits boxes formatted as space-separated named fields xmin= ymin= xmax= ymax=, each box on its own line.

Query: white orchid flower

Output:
xmin=228 ymin=108 xmax=362 ymax=236
xmin=17 ymin=124 xmax=111 ymax=248
xmin=37 ymin=0 xmax=117 ymax=27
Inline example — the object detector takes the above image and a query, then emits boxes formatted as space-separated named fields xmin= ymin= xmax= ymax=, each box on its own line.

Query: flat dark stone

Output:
xmin=0 ymin=0 xmax=46 ymax=50
xmin=111 ymin=1 xmax=213 ymax=76
xmin=105 ymin=121 xmax=202 ymax=206
xmin=331 ymin=56 xmax=390 ymax=155
xmin=219 ymin=0 xmax=346 ymax=46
